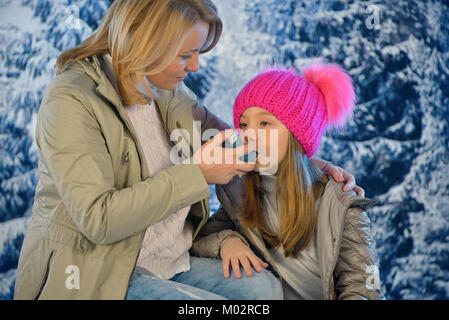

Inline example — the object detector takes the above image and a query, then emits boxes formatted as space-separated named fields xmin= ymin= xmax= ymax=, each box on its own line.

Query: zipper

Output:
xmin=88 ymin=55 xmax=149 ymax=180
xmin=116 ymin=112 xmax=149 ymax=179
xmin=325 ymin=209 xmax=347 ymax=300
xmin=123 ymin=231 xmax=146 ymax=300
xmin=241 ymin=227 xmax=287 ymax=292
xmin=121 ymin=151 xmax=130 ymax=166
xmin=34 ymin=250 xmax=55 ymax=300
xmin=192 ymin=199 xmax=209 ymax=240
xmin=85 ymin=56 xmax=149 ymax=299
xmin=259 ymin=250 xmax=285 ymax=289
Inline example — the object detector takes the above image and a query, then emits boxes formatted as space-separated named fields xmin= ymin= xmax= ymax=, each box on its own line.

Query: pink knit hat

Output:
xmin=233 ymin=63 xmax=356 ymax=157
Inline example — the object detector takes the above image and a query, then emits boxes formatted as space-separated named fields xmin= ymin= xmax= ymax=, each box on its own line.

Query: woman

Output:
xmin=192 ymin=64 xmax=384 ymax=300
xmin=15 ymin=0 xmax=361 ymax=300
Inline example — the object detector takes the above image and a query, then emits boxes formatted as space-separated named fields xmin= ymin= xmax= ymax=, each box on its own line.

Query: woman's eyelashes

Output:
xmin=179 ymin=55 xmax=192 ymax=60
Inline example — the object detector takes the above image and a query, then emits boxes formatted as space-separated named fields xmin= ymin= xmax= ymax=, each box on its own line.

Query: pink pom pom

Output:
xmin=303 ymin=62 xmax=355 ymax=128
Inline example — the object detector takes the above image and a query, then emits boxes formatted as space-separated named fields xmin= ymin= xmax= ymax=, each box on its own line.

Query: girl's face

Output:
xmin=146 ymin=22 xmax=209 ymax=90
xmin=239 ymin=107 xmax=290 ymax=174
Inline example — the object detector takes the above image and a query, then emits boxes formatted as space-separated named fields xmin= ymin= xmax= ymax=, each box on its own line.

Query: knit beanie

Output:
xmin=233 ymin=63 xmax=356 ymax=157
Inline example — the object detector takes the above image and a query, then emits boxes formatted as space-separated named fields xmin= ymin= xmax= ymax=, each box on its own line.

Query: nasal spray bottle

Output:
xmin=221 ymin=130 xmax=258 ymax=163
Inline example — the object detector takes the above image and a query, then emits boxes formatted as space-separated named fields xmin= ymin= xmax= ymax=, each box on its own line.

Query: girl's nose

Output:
xmin=242 ymin=128 xmax=257 ymax=145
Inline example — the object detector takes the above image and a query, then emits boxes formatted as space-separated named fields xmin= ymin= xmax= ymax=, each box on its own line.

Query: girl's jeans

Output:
xmin=126 ymin=257 xmax=283 ymax=300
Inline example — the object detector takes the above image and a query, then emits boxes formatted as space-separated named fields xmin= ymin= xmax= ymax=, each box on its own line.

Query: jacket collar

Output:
xmin=71 ymin=55 xmax=201 ymax=179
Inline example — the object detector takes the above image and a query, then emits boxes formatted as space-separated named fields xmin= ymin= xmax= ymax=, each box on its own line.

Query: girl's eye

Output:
xmin=180 ymin=55 xmax=191 ymax=60
xmin=239 ymin=123 xmax=247 ymax=128
xmin=261 ymin=121 xmax=270 ymax=126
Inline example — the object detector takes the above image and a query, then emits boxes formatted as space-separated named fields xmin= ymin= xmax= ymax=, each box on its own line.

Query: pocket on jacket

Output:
xmin=33 ymin=249 xmax=55 ymax=300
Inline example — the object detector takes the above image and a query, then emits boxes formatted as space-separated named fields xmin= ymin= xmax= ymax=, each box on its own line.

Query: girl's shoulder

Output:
xmin=320 ymin=179 xmax=379 ymax=212
xmin=316 ymin=180 xmax=379 ymax=240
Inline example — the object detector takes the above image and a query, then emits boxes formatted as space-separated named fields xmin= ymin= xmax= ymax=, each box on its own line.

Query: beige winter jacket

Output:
xmin=14 ymin=55 xmax=236 ymax=300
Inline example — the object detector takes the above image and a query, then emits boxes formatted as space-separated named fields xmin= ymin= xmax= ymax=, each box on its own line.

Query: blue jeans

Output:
xmin=126 ymin=257 xmax=283 ymax=300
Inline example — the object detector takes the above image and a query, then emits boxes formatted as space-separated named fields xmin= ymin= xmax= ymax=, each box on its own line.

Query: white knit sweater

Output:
xmin=126 ymin=101 xmax=194 ymax=280
xmin=101 ymin=54 xmax=194 ymax=279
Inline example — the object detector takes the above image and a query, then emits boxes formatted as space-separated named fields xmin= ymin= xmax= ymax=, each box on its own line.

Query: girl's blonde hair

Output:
xmin=240 ymin=133 xmax=328 ymax=257
xmin=56 ymin=0 xmax=222 ymax=106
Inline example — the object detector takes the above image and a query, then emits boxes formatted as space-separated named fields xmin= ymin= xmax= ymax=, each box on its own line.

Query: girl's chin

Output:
xmin=254 ymin=162 xmax=279 ymax=175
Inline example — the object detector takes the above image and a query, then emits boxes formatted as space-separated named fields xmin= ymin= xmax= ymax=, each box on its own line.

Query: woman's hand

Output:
xmin=321 ymin=162 xmax=365 ymax=197
xmin=193 ymin=129 xmax=256 ymax=185
xmin=220 ymin=237 xmax=268 ymax=278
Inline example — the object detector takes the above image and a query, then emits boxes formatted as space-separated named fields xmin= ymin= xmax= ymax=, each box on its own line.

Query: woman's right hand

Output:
xmin=220 ymin=237 xmax=268 ymax=278
xmin=193 ymin=129 xmax=256 ymax=185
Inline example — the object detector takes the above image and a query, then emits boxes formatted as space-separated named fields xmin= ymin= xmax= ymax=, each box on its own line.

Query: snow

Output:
xmin=0 ymin=0 xmax=448 ymax=300
xmin=0 ymin=0 xmax=43 ymax=33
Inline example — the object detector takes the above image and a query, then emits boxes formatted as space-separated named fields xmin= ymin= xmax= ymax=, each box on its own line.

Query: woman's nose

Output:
xmin=186 ymin=53 xmax=199 ymax=73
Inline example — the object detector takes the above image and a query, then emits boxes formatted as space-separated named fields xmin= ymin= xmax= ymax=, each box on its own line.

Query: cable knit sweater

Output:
xmin=102 ymin=54 xmax=194 ymax=279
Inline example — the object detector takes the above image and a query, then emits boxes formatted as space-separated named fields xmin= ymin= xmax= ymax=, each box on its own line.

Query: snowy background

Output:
xmin=0 ymin=0 xmax=448 ymax=300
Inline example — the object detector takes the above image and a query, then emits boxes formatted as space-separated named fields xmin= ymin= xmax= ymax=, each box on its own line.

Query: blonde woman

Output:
xmin=15 ymin=0 xmax=361 ymax=300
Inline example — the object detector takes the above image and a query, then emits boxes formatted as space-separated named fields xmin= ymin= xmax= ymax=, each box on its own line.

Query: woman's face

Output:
xmin=146 ymin=22 xmax=209 ymax=90
xmin=239 ymin=107 xmax=290 ymax=174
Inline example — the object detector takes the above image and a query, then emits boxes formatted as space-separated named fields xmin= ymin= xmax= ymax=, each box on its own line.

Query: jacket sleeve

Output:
xmin=191 ymin=204 xmax=249 ymax=258
xmin=178 ymin=82 xmax=232 ymax=134
xmin=334 ymin=207 xmax=385 ymax=300
xmin=192 ymin=104 xmax=232 ymax=133
xmin=37 ymin=86 xmax=210 ymax=245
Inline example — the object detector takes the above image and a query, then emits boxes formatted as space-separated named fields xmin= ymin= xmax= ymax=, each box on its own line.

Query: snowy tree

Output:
xmin=0 ymin=0 xmax=448 ymax=299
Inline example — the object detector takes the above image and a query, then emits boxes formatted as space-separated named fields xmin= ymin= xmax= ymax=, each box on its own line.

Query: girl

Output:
xmin=192 ymin=63 xmax=385 ymax=300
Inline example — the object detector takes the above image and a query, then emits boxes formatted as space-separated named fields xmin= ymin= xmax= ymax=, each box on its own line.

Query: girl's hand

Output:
xmin=220 ymin=237 xmax=268 ymax=278
xmin=321 ymin=162 xmax=365 ymax=197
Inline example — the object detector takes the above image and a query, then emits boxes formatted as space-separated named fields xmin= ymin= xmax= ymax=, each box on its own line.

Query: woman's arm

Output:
xmin=333 ymin=207 xmax=385 ymax=300
xmin=192 ymin=103 xmax=232 ymax=133
xmin=179 ymin=81 xmax=232 ymax=133
xmin=191 ymin=204 xmax=267 ymax=278
xmin=37 ymin=87 xmax=210 ymax=246
xmin=191 ymin=204 xmax=248 ymax=258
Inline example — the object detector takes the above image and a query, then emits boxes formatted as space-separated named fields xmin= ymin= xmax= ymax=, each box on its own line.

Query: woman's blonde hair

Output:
xmin=56 ymin=0 xmax=222 ymax=105
xmin=240 ymin=133 xmax=328 ymax=257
